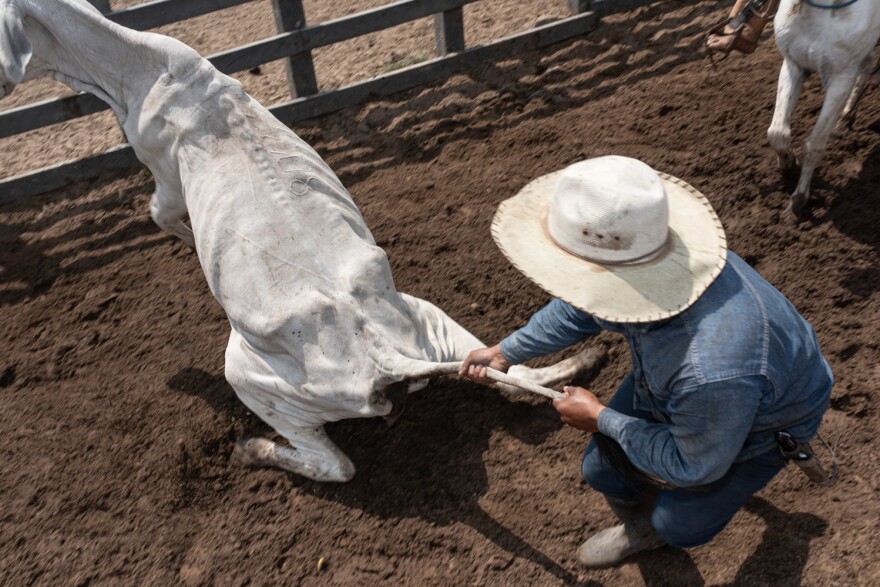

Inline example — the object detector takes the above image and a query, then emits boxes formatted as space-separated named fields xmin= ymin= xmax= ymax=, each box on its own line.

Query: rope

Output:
xmin=803 ymin=0 xmax=861 ymax=9
xmin=481 ymin=367 xmax=565 ymax=400
xmin=438 ymin=362 xmax=565 ymax=400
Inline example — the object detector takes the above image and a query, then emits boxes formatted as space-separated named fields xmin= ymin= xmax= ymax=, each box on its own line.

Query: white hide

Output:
xmin=768 ymin=0 xmax=880 ymax=218
xmin=0 ymin=0 xmax=599 ymax=481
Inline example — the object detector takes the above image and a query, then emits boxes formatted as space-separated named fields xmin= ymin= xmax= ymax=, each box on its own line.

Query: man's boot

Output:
xmin=577 ymin=496 xmax=665 ymax=568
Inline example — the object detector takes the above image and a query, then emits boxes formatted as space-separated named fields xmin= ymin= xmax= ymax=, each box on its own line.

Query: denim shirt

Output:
xmin=499 ymin=252 xmax=832 ymax=488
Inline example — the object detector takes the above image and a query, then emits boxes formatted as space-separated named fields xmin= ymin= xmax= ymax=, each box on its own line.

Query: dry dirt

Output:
xmin=1 ymin=1 xmax=879 ymax=585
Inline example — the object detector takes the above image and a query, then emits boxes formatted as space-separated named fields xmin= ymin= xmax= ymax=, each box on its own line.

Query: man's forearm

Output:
xmin=499 ymin=299 xmax=601 ymax=364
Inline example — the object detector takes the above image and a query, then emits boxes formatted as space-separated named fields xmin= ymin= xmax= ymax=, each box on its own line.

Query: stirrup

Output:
xmin=705 ymin=19 xmax=759 ymax=59
xmin=704 ymin=0 xmax=779 ymax=64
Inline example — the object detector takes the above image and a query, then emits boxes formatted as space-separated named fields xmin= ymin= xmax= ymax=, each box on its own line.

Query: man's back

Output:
xmin=634 ymin=252 xmax=832 ymax=457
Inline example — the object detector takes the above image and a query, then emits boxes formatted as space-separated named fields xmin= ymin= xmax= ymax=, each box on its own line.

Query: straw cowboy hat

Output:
xmin=491 ymin=156 xmax=727 ymax=323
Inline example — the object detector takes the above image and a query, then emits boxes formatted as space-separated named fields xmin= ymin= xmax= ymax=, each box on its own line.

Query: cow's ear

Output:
xmin=0 ymin=4 xmax=32 ymax=84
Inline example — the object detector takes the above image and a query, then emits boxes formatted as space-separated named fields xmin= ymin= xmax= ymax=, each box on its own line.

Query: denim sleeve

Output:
xmin=499 ymin=298 xmax=603 ymax=365
xmin=597 ymin=376 xmax=767 ymax=488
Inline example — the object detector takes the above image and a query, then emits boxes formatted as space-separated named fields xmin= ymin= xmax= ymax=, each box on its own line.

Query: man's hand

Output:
xmin=552 ymin=386 xmax=606 ymax=432
xmin=459 ymin=344 xmax=511 ymax=386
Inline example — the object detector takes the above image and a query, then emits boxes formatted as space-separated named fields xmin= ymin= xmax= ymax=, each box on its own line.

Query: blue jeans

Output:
xmin=582 ymin=373 xmax=787 ymax=549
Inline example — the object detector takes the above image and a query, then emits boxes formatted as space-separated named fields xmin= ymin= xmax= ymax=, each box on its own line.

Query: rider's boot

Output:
xmin=706 ymin=0 xmax=780 ymax=56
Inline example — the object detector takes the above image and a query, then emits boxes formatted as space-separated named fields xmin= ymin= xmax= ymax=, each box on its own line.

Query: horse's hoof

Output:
xmin=832 ymin=119 xmax=852 ymax=139
xmin=784 ymin=195 xmax=809 ymax=225
xmin=781 ymin=162 xmax=801 ymax=185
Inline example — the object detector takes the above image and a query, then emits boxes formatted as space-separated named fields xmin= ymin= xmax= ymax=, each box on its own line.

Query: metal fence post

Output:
xmin=270 ymin=0 xmax=318 ymax=98
xmin=434 ymin=7 xmax=465 ymax=56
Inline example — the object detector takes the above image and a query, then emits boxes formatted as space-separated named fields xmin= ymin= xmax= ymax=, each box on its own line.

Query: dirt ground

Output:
xmin=1 ymin=0 xmax=879 ymax=585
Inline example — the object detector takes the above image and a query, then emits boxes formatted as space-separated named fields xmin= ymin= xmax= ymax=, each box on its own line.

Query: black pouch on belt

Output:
xmin=775 ymin=431 xmax=837 ymax=487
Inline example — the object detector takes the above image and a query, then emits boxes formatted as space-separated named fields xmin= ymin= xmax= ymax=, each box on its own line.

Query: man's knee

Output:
xmin=581 ymin=443 xmax=602 ymax=483
xmin=581 ymin=442 xmax=612 ymax=485
xmin=581 ymin=443 xmax=635 ymax=499
xmin=650 ymin=448 xmax=786 ymax=548
xmin=650 ymin=502 xmax=732 ymax=548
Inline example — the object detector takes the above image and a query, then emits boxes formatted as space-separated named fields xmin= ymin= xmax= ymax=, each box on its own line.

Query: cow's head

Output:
xmin=0 ymin=0 xmax=31 ymax=98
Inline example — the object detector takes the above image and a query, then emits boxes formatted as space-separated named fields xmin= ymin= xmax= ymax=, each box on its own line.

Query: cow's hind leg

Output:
xmin=399 ymin=293 xmax=605 ymax=395
xmin=508 ymin=345 xmax=606 ymax=389
xmin=399 ymin=292 xmax=484 ymax=362
xmin=225 ymin=332 xmax=355 ymax=482
xmin=231 ymin=427 xmax=355 ymax=483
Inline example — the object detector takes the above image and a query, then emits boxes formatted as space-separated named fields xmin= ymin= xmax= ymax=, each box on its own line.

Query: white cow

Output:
xmin=768 ymin=0 xmax=880 ymax=219
xmin=0 ymin=0 xmax=599 ymax=481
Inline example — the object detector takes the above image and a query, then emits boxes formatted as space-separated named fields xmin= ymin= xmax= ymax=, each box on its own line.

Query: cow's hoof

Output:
xmin=230 ymin=437 xmax=274 ymax=468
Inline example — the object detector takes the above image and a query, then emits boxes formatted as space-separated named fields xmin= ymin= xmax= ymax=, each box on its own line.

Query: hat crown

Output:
xmin=547 ymin=157 xmax=669 ymax=263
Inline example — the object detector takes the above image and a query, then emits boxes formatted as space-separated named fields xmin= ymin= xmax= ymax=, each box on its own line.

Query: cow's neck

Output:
xmin=20 ymin=0 xmax=163 ymax=118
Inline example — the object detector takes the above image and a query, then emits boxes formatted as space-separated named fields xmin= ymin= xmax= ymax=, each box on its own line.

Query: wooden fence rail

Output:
xmin=0 ymin=0 xmax=478 ymax=139
xmin=0 ymin=0 xmax=659 ymax=202
xmin=109 ymin=0 xmax=254 ymax=31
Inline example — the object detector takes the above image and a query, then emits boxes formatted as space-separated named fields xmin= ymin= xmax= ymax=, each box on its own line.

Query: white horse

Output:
xmin=768 ymin=0 xmax=880 ymax=219
xmin=0 ymin=0 xmax=599 ymax=481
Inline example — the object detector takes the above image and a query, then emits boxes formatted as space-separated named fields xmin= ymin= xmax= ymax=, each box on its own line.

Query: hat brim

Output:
xmin=491 ymin=171 xmax=727 ymax=323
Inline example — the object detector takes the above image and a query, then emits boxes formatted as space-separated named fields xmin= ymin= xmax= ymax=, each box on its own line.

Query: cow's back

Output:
xmin=178 ymin=85 xmax=429 ymax=404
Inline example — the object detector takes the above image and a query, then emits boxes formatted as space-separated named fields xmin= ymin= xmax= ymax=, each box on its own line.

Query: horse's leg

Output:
xmin=768 ymin=57 xmax=806 ymax=183
xmin=224 ymin=331 xmax=355 ymax=482
xmin=789 ymin=69 xmax=861 ymax=220
xmin=835 ymin=54 xmax=875 ymax=135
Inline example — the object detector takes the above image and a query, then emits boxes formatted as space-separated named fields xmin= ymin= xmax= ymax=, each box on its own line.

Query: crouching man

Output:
xmin=460 ymin=156 xmax=832 ymax=567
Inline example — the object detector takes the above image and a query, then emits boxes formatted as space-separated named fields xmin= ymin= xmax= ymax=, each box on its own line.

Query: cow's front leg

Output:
xmin=149 ymin=180 xmax=195 ymax=248
xmin=225 ymin=331 xmax=356 ymax=482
